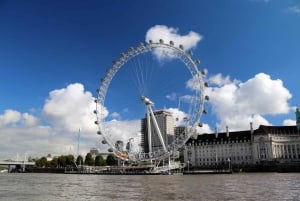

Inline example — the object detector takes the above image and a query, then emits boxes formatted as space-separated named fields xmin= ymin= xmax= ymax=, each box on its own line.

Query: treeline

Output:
xmin=34 ymin=153 xmax=118 ymax=168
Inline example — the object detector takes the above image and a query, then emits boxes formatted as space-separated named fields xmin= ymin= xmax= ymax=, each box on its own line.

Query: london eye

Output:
xmin=94 ymin=39 xmax=209 ymax=165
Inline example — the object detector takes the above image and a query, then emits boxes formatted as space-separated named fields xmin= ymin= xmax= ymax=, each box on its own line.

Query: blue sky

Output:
xmin=0 ymin=0 xmax=299 ymax=159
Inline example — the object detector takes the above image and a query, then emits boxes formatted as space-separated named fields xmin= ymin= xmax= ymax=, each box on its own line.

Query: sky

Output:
xmin=0 ymin=0 xmax=299 ymax=160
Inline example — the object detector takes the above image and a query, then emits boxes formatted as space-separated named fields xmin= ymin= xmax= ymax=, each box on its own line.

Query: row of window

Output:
xmin=188 ymin=140 xmax=250 ymax=146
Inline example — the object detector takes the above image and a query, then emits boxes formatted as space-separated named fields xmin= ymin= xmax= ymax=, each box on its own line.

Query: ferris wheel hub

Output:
xmin=141 ymin=96 xmax=154 ymax=106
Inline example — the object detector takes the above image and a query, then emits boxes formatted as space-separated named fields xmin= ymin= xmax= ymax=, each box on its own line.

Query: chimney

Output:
xmin=250 ymin=122 xmax=253 ymax=134
xmin=226 ymin=126 xmax=229 ymax=137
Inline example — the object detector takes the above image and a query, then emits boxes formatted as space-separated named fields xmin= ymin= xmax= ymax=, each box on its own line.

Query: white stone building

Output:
xmin=184 ymin=124 xmax=300 ymax=168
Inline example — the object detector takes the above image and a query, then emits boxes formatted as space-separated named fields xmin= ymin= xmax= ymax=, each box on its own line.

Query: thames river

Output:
xmin=0 ymin=173 xmax=299 ymax=201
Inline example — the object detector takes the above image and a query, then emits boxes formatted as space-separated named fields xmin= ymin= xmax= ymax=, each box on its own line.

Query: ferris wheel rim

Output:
xmin=94 ymin=40 xmax=206 ymax=162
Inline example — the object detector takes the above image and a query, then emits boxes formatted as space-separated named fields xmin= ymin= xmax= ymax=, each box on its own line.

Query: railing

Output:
xmin=0 ymin=161 xmax=35 ymax=165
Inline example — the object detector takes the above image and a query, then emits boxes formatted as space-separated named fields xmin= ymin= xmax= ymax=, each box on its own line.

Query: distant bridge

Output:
xmin=0 ymin=160 xmax=35 ymax=173
xmin=0 ymin=160 xmax=35 ymax=166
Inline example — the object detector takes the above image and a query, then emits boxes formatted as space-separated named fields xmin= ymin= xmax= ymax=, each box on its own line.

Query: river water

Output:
xmin=0 ymin=173 xmax=299 ymax=201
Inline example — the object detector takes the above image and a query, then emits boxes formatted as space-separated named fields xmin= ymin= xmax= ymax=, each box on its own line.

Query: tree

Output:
xmin=50 ymin=157 xmax=58 ymax=168
xmin=106 ymin=154 xmax=117 ymax=166
xmin=36 ymin=157 xmax=47 ymax=167
xmin=76 ymin=155 xmax=84 ymax=166
xmin=65 ymin=155 xmax=75 ymax=167
xmin=95 ymin=155 xmax=106 ymax=166
xmin=58 ymin=155 xmax=66 ymax=167
xmin=84 ymin=153 xmax=94 ymax=166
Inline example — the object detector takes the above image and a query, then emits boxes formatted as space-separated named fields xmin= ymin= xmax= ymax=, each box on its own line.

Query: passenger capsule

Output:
xmin=112 ymin=60 xmax=119 ymax=65
xmin=120 ymin=53 xmax=126 ymax=58
xmin=149 ymin=40 xmax=153 ymax=44
xmin=194 ymin=60 xmax=200 ymax=65
xmin=205 ymin=95 xmax=210 ymax=101
xmin=108 ymin=148 xmax=113 ymax=152
xmin=204 ymin=82 xmax=209 ymax=87
xmin=97 ymin=131 xmax=102 ymax=135
xmin=102 ymin=140 xmax=107 ymax=144
xmin=203 ymin=109 xmax=208 ymax=114
xmin=188 ymin=51 xmax=193 ymax=57
xmin=94 ymin=120 xmax=99 ymax=125
xmin=179 ymin=44 xmax=184 ymax=50
xmin=169 ymin=41 xmax=174 ymax=46
xmin=159 ymin=39 xmax=164 ymax=44
xmin=93 ymin=110 xmax=97 ymax=114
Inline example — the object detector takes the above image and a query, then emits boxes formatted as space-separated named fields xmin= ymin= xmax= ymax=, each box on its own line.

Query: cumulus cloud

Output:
xmin=103 ymin=119 xmax=141 ymax=152
xmin=43 ymin=83 xmax=99 ymax=134
xmin=110 ymin=112 xmax=121 ymax=119
xmin=283 ymin=119 xmax=296 ymax=126
xmin=22 ymin=113 xmax=39 ymax=127
xmin=145 ymin=25 xmax=203 ymax=61
xmin=0 ymin=83 xmax=105 ymax=159
xmin=0 ymin=110 xmax=21 ymax=127
xmin=205 ymin=72 xmax=292 ymax=131
xmin=209 ymin=73 xmax=233 ymax=87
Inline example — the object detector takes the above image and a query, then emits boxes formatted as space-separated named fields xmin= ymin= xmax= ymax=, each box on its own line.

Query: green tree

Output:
xmin=106 ymin=154 xmax=117 ymax=166
xmin=84 ymin=153 xmax=94 ymax=166
xmin=50 ymin=157 xmax=58 ymax=167
xmin=35 ymin=156 xmax=47 ymax=167
xmin=65 ymin=155 xmax=75 ymax=167
xmin=95 ymin=155 xmax=106 ymax=166
xmin=76 ymin=155 xmax=84 ymax=166
xmin=58 ymin=155 xmax=66 ymax=167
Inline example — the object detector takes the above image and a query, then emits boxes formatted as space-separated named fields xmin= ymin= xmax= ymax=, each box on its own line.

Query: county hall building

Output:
xmin=184 ymin=108 xmax=300 ymax=168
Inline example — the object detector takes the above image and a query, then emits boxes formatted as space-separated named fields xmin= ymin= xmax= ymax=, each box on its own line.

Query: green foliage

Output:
xmin=84 ymin=153 xmax=94 ymax=166
xmin=95 ymin=155 xmax=106 ymax=166
xmin=76 ymin=155 xmax=84 ymax=166
xmin=58 ymin=155 xmax=66 ymax=167
xmin=50 ymin=157 xmax=58 ymax=167
xmin=35 ymin=157 xmax=47 ymax=167
xmin=65 ymin=155 xmax=75 ymax=166
xmin=106 ymin=154 xmax=117 ymax=166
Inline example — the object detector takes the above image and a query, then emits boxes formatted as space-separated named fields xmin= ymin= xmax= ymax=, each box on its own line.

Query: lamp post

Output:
xmin=227 ymin=158 xmax=231 ymax=172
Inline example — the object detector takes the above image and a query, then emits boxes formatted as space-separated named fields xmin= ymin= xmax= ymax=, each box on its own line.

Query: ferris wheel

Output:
xmin=94 ymin=39 xmax=209 ymax=163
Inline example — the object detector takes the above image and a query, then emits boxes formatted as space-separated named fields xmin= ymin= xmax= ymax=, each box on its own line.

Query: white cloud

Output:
xmin=0 ymin=83 xmax=103 ymax=160
xmin=145 ymin=25 xmax=203 ymax=61
xmin=166 ymin=92 xmax=177 ymax=101
xmin=167 ymin=108 xmax=187 ymax=126
xmin=283 ymin=119 xmax=296 ymax=126
xmin=287 ymin=5 xmax=300 ymax=15
xmin=209 ymin=73 xmax=233 ymax=87
xmin=110 ymin=112 xmax=121 ymax=119
xmin=0 ymin=110 xmax=21 ymax=127
xmin=102 ymin=120 xmax=141 ymax=153
xmin=43 ymin=83 xmax=99 ymax=134
xmin=22 ymin=113 xmax=39 ymax=127
xmin=205 ymin=73 xmax=292 ymax=131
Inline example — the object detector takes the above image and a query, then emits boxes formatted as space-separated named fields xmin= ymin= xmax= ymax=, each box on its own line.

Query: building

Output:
xmin=184 ymin=124 xmax=300 ymax=168
xmin=141 ymin=110 xmax=174 ymax=153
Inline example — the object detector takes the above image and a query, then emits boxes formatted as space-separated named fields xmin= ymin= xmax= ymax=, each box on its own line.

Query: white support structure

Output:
xmin=146 ymin=107 xmax=152 ymax=154
xmin=142 ymin=96 xmax=167 ymax=153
